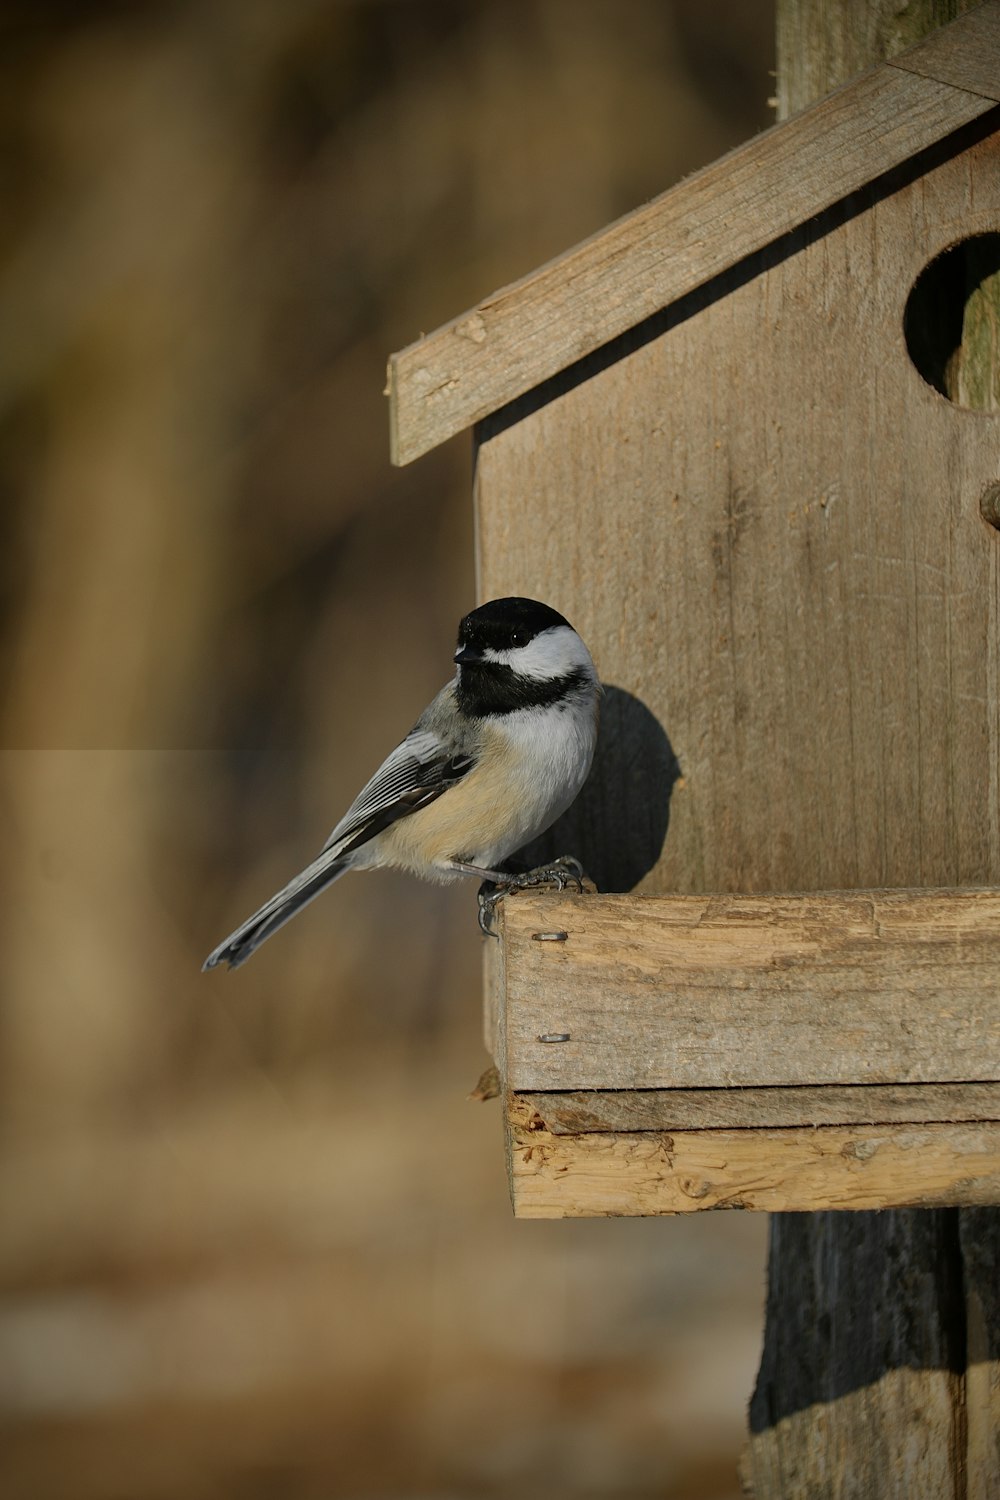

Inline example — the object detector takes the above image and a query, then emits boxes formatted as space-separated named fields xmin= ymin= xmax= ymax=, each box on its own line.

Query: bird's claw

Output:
xmin=478 ymin=883 xmax=504 ymax=937
xmin=477 ymin=856 xmax=589 ymax=938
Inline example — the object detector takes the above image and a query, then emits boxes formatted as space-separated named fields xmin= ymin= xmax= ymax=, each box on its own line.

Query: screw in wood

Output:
xmin=981 ymin=482 xmax=1000 ymax=531
xmin=531 ymin=930 xmax=568 ymax=942
xmin=537 ymin=1032 xmax=571 ymax=1043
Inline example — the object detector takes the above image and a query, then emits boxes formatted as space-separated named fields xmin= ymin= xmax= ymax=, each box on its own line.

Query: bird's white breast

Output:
xmin=478 ymin=697 xmax=598 ymax=861
xmin=372 ymin=694 xmax=598 ymax=877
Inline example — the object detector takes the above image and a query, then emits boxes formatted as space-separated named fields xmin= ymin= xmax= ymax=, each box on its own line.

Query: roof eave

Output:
xmin=388 ymin=1 xmax=1000 ymax=467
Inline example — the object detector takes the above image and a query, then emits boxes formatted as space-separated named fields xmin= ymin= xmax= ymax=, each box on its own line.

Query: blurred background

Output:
xmin=0 ymin=3 xmax=774 ymax=1496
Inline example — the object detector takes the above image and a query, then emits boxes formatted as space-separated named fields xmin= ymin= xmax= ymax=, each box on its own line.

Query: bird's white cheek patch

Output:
xmin=483 ymin=627 xmax=595 ymax=681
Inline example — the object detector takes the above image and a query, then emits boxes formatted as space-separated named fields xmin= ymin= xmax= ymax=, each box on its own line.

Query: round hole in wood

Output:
xmin=903 ymin=232 xmax=1000 ymax=409
xmin=981 ymin=482 xmax=1000 ymax=531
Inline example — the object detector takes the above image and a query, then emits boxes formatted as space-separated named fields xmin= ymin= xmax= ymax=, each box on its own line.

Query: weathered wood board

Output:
xmin=960 ymin=1207 xmax=1000 ymax=1496
xmin=745 ymin=1207 xmax=971 ymax=1499
xmin=486 ymin=889 xmax=1000 ymax=1216
xmin=506 ymin=1094 xmax=1000 ymax=1217
xmin=473 ymin=121 xmax=1000 ymax=906
xmin=884 ymin=1 xmax=1000 ymax=100
xmin=388 ymin=5 xmax=1000 ymax=462
xmin=488 ymin=889 xmax=1000 ymax=1092
xmin=519 ymin=1083 xmax=1000 ymax=1133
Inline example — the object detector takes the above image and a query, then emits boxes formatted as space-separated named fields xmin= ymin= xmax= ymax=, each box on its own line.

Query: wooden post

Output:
xmin=745 ymin=4 xmax=1000 ymax=1495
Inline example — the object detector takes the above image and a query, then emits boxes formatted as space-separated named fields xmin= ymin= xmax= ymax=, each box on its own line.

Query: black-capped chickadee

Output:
xmin=203 ymin=597 xmax=601 ymax=970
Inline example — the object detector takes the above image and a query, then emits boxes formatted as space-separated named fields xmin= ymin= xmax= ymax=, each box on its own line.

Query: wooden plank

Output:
xmin=474 ymin=118 xmax=1000 ymax=940
xmin=891 ymin=2 xmax=1000 ymax=102
xmin=506 ymin=1095 xmax=1000 ymax=1217
xmin=775 ymin=1 xmax=998 ymax=121
xmin=746 ymin=1210 xmax=967 ymax=1500
xmin=519 ymin=1082 xmax=1000 ymax=1134
xmin=482 ymin=939 xmax=501 ymax=1061
xmin=388 ymin=22 xmax=999 ymax=464
xmin=496 ymin=890 xmax=1000 ymax=1092
xmin=961 ymin=1208 xmax=1000 ymax=1499
xmin=745 ymin=12 xmax=1000 ymax=1498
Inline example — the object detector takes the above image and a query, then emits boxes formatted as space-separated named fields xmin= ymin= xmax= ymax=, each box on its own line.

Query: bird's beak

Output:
xmin=454 ymin=644 xmax=483 ymax=666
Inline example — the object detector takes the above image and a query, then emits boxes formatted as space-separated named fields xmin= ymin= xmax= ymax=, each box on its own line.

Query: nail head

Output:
xmin=532 ymin=930 xmax=568 ymax=942
xmin=537 ymin=1032 xmax=571 ymax=1043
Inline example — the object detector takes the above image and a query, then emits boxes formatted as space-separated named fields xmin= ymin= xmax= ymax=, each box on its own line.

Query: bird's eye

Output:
xmin=510 ymin=630 xmax=526 ymax=647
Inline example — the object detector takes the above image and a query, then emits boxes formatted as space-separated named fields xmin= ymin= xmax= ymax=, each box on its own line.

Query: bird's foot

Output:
xmin=515 ymin=854 xmax=587 ymax=892
xmin=476 ymin=856 xmax=589 ymax=937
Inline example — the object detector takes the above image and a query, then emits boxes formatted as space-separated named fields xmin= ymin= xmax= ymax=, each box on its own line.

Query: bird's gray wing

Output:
xmin=323 ymin=725 xmax=476 ymax=858
xmin=203 ymin=710 xmax=477 ymax=972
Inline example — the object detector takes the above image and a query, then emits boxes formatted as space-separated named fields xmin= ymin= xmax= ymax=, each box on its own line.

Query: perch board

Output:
xmin=484 ymin=888 xmax=1000 ymax=1216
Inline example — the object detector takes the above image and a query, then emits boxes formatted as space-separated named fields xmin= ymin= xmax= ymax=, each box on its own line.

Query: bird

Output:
xmin=203 ymin=596 xmax=601 ymax=970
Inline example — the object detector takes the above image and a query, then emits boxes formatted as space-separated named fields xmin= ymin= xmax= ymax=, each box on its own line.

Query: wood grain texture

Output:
xmin=891 ymin=2 xmax=1000 ymax=102
xmin=520 ymin=1082 xmax=1000 ymax=1133
xmin=746 ymin=1209 xmax=967 ymax=1500
xmin=482 ymin=939 xmax=500 ymax=1060
xmin=474 ymin=124 xmax=1000 ymax=907
xmin=506 ymin=1095 xmax=1000 ymax=1217
xmin=776 ymin=0 xmax=990 ymax=120
xmin=745 ymin=10 xmax=1000 ymax=1496
xmin=493 ymin=889 xmax=1000 ymax=1091
xmin=388 ymin=45 xmax=998 ymax=462
xmin=941 ymin=45 xmax=1000 ymax=1500
xmin=961 ymin=1208 xmax=1000 ymax=1498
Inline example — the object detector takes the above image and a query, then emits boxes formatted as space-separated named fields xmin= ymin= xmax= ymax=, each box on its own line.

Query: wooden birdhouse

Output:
xmin=386 ymin=7 xmax=1000 ymax=1219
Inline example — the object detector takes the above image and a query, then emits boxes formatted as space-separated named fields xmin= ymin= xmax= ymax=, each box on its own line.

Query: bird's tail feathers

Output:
xmin=203 ymin=849 xmax=351 ymax=972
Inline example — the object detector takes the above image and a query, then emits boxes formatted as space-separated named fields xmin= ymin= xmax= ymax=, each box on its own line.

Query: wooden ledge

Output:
xmin=517 ymin=1082 xmax=1000 ymax=1134
xmin=484 ymin=888 xmax=1000 ymax=1216
xmin=506 ymin=1096 xmax=1000 ymax=1217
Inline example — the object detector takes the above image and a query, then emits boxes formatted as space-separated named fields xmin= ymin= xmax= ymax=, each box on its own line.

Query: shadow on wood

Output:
xmin=517 ymin=684 xmax=680 ymax=893
xmin=751 ymin=1210 xmax=966 ymax=1431
xmin=747 ymin=1207 xmax=1000 ymax=1490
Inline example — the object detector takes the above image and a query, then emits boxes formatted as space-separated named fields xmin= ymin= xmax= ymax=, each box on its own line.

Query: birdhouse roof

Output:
xmin=387 ymin=1 xmax=1000 ymax=466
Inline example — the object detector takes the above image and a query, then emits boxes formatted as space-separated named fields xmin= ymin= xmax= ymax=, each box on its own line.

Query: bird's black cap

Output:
xmin=454 ymin=598 xmax=587 ymax=716
xmin=456 ymin=597 xmax=571 ymax=656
